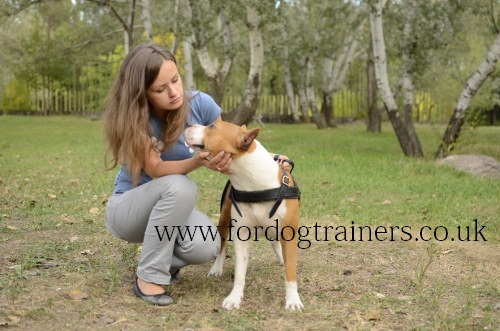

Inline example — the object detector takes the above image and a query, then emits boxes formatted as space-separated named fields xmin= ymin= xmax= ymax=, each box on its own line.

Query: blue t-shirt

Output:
xmin=113 ymin=91 xmax=221 ymax=194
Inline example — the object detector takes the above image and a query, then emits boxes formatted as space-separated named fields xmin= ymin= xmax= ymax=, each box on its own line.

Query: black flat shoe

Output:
xmin=133 ymin=278 xmax=173 ymax=306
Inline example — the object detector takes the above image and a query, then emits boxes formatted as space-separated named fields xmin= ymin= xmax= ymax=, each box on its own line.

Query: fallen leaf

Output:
xmin=6 ymin=225 xmax=17 ymax=230
xmin=80 ymin=249 xmax=92 ymax=255
xmin=110 ymin=318 xmax=127 ymax=326
xmin=89 ymin=207 xmax=99 ymax=216
xmin=66 ymin=289 xmax=89 ymax=301
xmin=396 ymin=295 xmax=412 ymax=301
xmin=332 ymin=284 xmax=345 ymax=291
xmin=61 ymin=214 xmax=76 ymax=224
xmin=366 ymin=310 xmax=381 ymax=321
xmin=374 ymin=292 xmax=386 ymax=298
xmin=442 ymin=248 xmax=454 ymax=255
xmin=382 ymin=200 xmax=392 ymax=205
xmin=100 ymin=316 xmax=116 ymax=324
xmin=48 ymin=194 xmax=57 ymax=199
xmin=0 ymin=315 xmax=20 ymax=326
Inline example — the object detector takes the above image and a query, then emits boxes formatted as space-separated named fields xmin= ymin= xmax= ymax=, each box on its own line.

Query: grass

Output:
xmin=0 ymin=115 xmax=499 ymax=330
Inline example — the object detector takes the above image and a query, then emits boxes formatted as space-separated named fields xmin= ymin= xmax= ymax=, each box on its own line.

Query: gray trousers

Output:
xmin=105 ymin=175 xmax=221 ymax=285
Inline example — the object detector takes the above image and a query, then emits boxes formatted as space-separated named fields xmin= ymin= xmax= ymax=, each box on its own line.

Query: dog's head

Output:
xmin=185 ymin=119 xmax=260 ymax=158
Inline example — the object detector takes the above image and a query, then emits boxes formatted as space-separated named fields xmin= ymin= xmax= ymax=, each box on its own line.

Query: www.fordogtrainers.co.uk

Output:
xmin=154 ymin=219 xmax=488 ymax=249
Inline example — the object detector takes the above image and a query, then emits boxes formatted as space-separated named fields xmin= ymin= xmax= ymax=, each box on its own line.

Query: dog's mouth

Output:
xmin=185 ymin=140 xmax=204 ymax=152
xmin=191 ymin=143 xmax=205 ymax=150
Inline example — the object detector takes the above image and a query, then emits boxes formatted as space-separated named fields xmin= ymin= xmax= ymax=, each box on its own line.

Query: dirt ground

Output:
xmin=1 ymin=226 xmax=498 ymax=330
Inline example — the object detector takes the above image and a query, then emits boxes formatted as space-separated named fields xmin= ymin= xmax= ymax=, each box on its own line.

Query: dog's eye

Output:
xmin=208 ymin=123 xmax=216 ymax=129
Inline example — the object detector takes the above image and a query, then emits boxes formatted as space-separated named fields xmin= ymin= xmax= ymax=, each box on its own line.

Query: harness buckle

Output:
xmin=282 ymin=175 xmax=291 ymax=186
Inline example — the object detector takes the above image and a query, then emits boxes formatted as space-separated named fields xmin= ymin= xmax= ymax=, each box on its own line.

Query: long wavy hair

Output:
xmin=103 ymin=43 xmax=189 ymax=185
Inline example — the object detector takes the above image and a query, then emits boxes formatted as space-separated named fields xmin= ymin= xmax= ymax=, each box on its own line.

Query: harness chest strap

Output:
xmin=226 ymin=169 xmax=300 ymax=218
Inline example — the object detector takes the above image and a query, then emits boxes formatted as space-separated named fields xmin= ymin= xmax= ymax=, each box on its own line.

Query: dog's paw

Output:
xmin=207 ymin=269 xmax=222 ymax=277
xmin=285 ymin=291 xmax=304 ymax=311
xmin=207 ymin=256 xmax=224 ymax=277
xmin=285 ymin=299 xmax=304 ymax=312
xmin=222 ymin=294 xmax=242 ymax=310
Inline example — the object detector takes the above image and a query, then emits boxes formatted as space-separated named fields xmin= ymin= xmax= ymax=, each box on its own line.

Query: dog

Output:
xmin=185 ymin=119 xmax=304 ymax=311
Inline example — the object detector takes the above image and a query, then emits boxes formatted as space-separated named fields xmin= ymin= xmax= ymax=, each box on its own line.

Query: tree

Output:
xmin=435 ymin=32 xmax=500 ymax=158
xmin=319 ymin=1 xmax=365 ymax=128
xmin=187 ymin=0 xmax=234 ymax=106
xmin=366 ymin=34 xmax=381 ymax=133
xmin=368 ymin=0 xmax=423 ymax=157
xmin=223 ymin=3 xmax=264 ymax=125
xmin=87 ymin=0 xmax=138 ymax=54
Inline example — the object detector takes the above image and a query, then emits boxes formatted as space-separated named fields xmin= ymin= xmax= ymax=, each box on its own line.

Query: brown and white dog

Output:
xmin=185 ymin=119 xmax=303 ymax=311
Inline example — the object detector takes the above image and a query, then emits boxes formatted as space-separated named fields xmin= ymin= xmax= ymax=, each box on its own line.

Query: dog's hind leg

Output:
xmin=222 ymin=237 xmax=250 ymax=310
xmin=208 ymin=182 xmax=232 ymax=277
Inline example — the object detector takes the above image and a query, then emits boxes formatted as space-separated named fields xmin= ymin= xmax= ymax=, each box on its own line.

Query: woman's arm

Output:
xmin=143 ymin=142 xmax=232 ymax=178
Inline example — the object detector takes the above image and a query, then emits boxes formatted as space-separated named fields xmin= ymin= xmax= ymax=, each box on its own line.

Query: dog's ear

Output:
xmin=239 ymin=128 xmax=260 ymax=150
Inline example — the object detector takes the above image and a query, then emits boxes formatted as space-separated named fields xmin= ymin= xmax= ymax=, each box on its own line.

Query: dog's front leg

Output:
xmin=281 ymin=223 xmax=304 ymax=311
xmin=207 ymin=245 xmax=226 ymax=276
xmin=271 ymin=240 xmax=284 ymax=264
xmin=222 ymin=238 xmax=249 ymax=310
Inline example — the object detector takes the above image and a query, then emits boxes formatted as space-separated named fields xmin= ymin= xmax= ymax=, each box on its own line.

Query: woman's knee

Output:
xmin=174 ymin=210 xmax=221 ymax=265
xmin=158 ymin=175 xmax=197 ymax=206
xmin=175 ymin=235 xmax=220 ymax=266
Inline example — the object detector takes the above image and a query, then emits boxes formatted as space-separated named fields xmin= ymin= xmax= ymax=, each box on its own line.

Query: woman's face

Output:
xmin=146 ymin=60 xmax=184 ymax=113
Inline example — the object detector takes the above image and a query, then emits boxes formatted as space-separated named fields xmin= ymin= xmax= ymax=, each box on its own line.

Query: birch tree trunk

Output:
xmin=322 ymin=37 xmax=360 ymax=127
xmin=182 ymin=36 xmax=196 ymax=91
xmin=306 ymin=55 xmax=327 ymax=129
xmin=435 ymin=32 xmax=500 ymax=159
xmin=281 ymin=28 xmax=300 ymax=123
xmin=124 ymin=0 xmax=136 ymax=54
xmin=141 ymin=0 xmax=153 ymax=42
xmin=169 ymin=0 xmax=180 ymax=54
xmin=188 ymin=0 xmax=232 ymax=105
xmin=369 ymin=0 xmax=423 ymax=157
xmin=402 ymin=1 xmax=423 ymax=153
xmin=296 ymin=81 xmax=310 ymax=122
xmin=321 ymin=56 xmax=335 ymax=127
xmin=366 ymin=34 xmax=381 ymax=133
xmin=223 ymin=5 xmax=263 ymax=125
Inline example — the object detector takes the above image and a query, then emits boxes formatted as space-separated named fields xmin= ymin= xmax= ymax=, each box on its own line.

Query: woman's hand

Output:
xmin=198 ymin=151 xmax=233 ymax=175
xmin=273 ymin=154 xmax=293 ymax=173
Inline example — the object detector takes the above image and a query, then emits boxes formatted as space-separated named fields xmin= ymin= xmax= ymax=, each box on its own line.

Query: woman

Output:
xmin=103 ymin=43 xmax=232 ymax=306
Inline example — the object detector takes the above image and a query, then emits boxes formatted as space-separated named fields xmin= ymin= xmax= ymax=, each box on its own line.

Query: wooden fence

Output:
xmin=222 ymin=90 xmax=452 ymax=123
xmin=1 ymin=86 xmax=453 ymax=123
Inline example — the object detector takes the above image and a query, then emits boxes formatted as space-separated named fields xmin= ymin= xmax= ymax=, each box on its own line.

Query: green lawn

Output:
xmin=0 ymin=115 xmax=498 ymax=330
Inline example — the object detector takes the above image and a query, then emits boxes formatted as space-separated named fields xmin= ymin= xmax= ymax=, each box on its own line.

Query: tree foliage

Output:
xmin=0 ymin=0 xmax=498 ymax=142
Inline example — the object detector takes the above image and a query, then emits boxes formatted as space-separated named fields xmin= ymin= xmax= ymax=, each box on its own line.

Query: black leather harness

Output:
xmin=221 ymin=167 xmax=300 ymax=219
